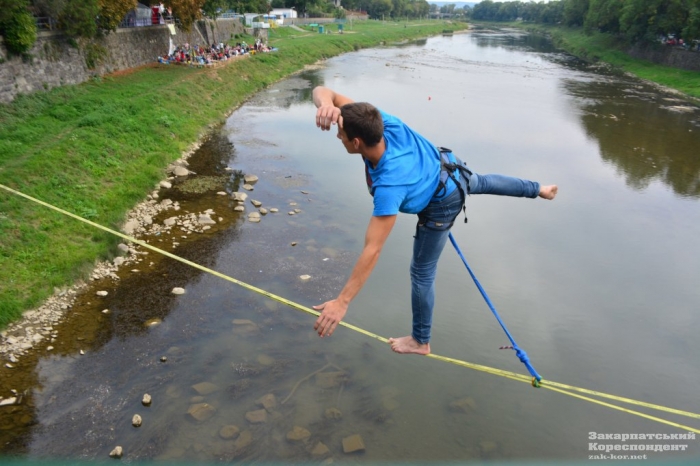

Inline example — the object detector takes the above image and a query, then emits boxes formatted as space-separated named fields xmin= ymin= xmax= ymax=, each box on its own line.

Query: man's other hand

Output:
xmin=313 ymin=299 xmax=348 ymax=337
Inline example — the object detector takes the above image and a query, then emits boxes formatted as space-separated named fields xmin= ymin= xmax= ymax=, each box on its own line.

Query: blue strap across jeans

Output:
xmin=448 ymin=232 xmax=542 ymax=383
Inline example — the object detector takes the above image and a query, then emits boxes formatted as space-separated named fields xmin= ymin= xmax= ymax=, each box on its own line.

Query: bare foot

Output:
xmin=389 ymin=336 xmax=431 ymax=355
xmin=539 ymin=185 xmax=558 ymax=200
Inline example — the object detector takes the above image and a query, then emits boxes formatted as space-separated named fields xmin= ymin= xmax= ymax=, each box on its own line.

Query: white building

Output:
xmin=271 ymin=8 xmax=297 ymax=20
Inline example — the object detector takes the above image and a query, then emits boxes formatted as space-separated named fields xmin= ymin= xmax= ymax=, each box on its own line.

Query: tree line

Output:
xmin=471 ymin=0 xmax=700 ymax=45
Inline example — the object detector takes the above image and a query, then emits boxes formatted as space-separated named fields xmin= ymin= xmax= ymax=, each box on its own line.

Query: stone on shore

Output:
xmin=251 ymin=200 xmax=262 ymax=207
xmin=244 ymin=174 xmax=259 ymax=183
xmin=173 ymin=166 xmax=189 ymax=177
xmin=198 ymin=214 xmax=216 ymax=225
xmin=171 ymin=287 xmax=186 ymax=295
xmin=232 ymin=192 xmax=248 ymax=202
xmin=160 ymin=181 xmax=172 ymax=189
xmin=132 ymin=414 xmax=142 ymax=427
xmin=142 ymin=394 xmax=152 ymax=406
xmin=242 ymin=184 xmax=254 ymax=191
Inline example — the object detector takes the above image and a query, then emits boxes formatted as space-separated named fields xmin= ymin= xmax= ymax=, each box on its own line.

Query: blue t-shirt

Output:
xmin=364 ymin=111 xmax=457 ymax=216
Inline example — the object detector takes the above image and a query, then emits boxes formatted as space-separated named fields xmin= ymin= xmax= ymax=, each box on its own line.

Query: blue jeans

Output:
xmin=410 ymin=170 xmax=540 ymax=344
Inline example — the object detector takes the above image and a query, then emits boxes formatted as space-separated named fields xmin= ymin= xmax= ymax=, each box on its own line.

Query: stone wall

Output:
xmin=627 ymin=43 xmax=700 ymax=72
xmin=0 ymin=19 xmax=244 ymax=104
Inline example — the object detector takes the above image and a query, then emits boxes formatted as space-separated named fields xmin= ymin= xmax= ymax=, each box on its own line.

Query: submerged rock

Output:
xmin=245 ymin=409 xmax=267 ymax=424
xmin=132 ymin=414 xmax=142 ymax=427
xmin=286 ymin=426 xmax=311 ymax=442
xmin=187 ymin=403 xmax=216 ymax=422
xmin=342 ymin=434 xmax=365 ymax=453
xmin=311 ymin=442 xmax=330 ymax=457
xmin=325 ymin=407 xmax=342 ymax=420
xmin=315 ymin=371 xmax=346 ymax=389
xmin=256 ymin=393 xmax=277 ymax=411
xmin=234 ymin=430 xmax=253 ymax=450
xmin=192 ymin=382 xmax=220 ymax=395
xmin=142 ymin=394 xmax=152 ymax=406
xmin=449 ymin=397 xmax=476 ymax=413
xmin=219 ymin=425 xmax=241 ymax=440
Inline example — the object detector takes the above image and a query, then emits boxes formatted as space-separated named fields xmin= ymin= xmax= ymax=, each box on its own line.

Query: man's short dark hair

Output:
xmin=340 ymin=103 xmax=383 ymax=147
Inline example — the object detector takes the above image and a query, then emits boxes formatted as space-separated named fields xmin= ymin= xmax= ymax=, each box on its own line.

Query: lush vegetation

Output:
xmin=0 ymin=20 xmax=464 ymax=328
xmin=471 ymin=0 xmax=700 ymax=44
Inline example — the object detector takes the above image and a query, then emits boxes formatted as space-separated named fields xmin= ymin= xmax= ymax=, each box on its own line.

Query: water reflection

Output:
xmin=563 ymin=78 xmax=700 ymax=197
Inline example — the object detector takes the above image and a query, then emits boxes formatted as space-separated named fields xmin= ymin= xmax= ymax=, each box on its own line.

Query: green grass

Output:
xmin=473 ymin=21 xmax=700 ymax=99
xmin=0 ymin=19 xmax=467 ymax=328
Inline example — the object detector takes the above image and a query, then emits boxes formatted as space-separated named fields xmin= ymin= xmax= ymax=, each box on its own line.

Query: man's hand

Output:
xmin=313 ymin=299 xmax=348 ymax=337
xmin=312 ymin=87 xmax=353 ymax=131
xmin=316 ymin=105 xmax=342 ymax=131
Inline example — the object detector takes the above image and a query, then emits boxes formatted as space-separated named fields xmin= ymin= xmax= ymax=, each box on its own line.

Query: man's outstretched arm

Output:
xmin=313 ymin=214 xmax=397 ymax=337
xmin=313 ymin=86 xmax=354 ymax=130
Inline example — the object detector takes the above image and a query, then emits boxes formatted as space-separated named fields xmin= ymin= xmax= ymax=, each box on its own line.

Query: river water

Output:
xmin=2 ymin=29 xmax=699 ymax=462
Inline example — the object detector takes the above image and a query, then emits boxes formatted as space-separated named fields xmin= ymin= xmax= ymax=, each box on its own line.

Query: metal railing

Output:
xmin=117 ymin=14 xmax=177 ymax=29
xmin=35 ymin=17 xmax=57 ymax=31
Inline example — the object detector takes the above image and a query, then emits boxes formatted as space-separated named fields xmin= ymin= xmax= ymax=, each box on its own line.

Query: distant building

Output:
xmin=271 ymin=8 xmax=297 ymax=20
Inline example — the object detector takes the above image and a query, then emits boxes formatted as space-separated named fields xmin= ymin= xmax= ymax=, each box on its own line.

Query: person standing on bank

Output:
xmin=311 ymin=86 xmax=558 ymax=355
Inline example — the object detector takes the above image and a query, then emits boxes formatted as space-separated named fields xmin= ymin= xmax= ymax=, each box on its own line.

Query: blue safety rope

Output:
xmin=448 ymin=232 xmax=542 ymax=385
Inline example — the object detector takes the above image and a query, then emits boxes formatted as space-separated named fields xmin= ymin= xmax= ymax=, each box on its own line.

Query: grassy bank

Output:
xmin=472 ymin=21 xmax=700 ymax=99
xmin=0 ymin=20 xmax=467 ymax=328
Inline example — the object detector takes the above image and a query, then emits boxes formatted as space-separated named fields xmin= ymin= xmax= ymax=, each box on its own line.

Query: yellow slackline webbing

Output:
xmin=2 ymin=182 xmax=699 ymax=435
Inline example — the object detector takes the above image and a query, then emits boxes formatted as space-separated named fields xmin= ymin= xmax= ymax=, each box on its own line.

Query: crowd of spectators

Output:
xmin=158 ymin=39 xmax=276 ymax=66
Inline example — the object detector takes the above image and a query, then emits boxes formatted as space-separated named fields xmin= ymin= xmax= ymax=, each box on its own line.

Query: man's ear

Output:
xmin=351 ymin=138 xmax=361 ymax=150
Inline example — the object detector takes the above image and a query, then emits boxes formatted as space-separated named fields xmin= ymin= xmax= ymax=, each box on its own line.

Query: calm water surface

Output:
xmin=5 ymin=30 xmax=700 ymax=462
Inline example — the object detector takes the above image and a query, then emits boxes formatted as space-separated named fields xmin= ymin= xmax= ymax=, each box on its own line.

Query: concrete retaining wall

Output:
xmin=627 ymin=43 xmax=700 ymax=72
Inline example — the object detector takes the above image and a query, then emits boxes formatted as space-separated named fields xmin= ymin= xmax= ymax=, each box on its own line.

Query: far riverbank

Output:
xmin=470 ymin=21 xmax=700 ymax=100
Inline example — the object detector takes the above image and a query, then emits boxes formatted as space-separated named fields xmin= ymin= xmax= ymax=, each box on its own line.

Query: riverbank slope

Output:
xmin=0 ymin=20 xmax=467 ymax=328
xmin=471 ymin=21 xmax=700 ymax=100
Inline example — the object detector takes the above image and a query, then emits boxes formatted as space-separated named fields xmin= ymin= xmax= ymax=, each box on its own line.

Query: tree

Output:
xmin=164 ymin=0 xmax=205 ymax=30
xmin=563 ymin=0 xmax=589 ymax=26
xmin=620 ymin=0 xmax=689 ymax=43
xmin=682 ymin=0 xmax=700 ymax=42
xmin=202 ymin=0 xmax=228 ymax=18
xmin=368 ymin=0 xmax=392 ymax=19
xmin=98 ymin=0 xmax=137 ymax=32
xmin=584 ymin=0 xmax=622 ymax=33
xmin=58 ymin=0 xmax=100 ymax=38
xmin=30 ymin=0 xmax=67 ymax=18
xmin=0 ymin=0 xmax=37 ymax=55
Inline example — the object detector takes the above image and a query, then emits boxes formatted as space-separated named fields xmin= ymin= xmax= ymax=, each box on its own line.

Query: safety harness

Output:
xmin=418 ymin=147 xmax=473 ymax=229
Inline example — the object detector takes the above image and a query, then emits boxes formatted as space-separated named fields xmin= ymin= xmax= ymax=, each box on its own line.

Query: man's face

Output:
xmin=337 ymin=126 xmax=358 ymax=154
